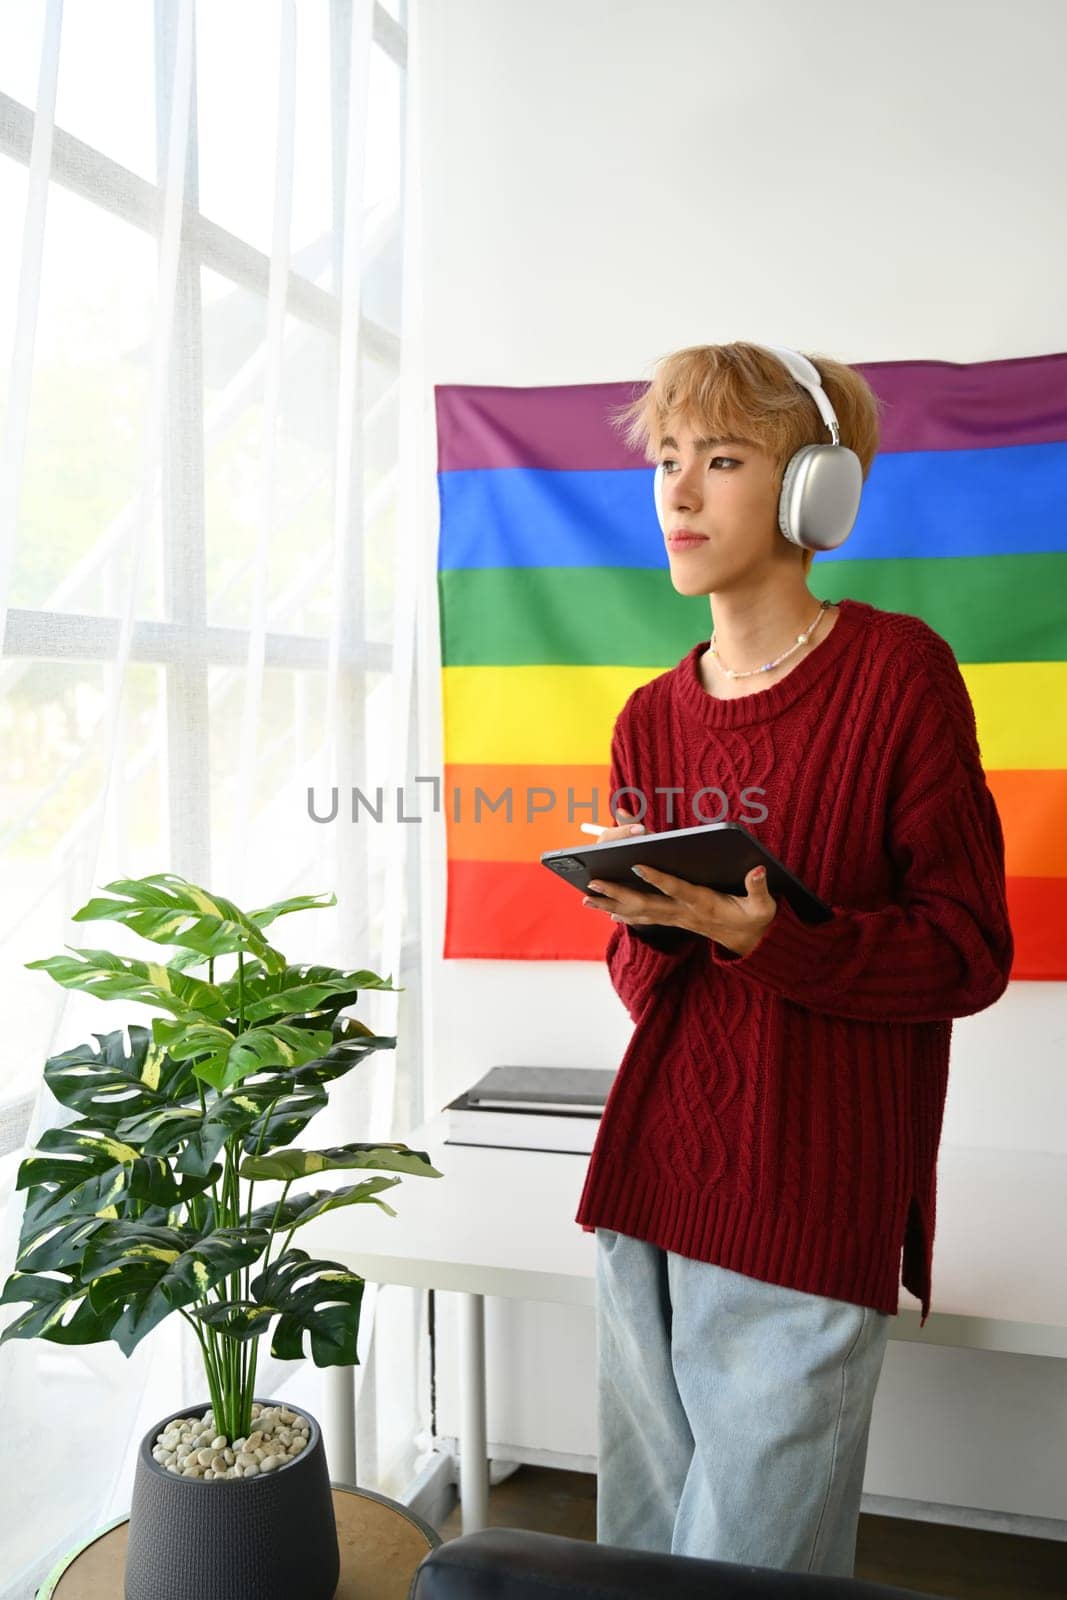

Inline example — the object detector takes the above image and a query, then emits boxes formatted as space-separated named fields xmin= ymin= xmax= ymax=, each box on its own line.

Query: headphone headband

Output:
xmin=759 ymin=343 xmax=840 ymax=445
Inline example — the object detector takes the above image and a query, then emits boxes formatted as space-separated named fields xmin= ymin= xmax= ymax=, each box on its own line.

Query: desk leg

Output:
xmin=458 ymin=1291 xmax=489 ymax=1534
xmin=324 ymin=1364 xmax=357 ymax=1487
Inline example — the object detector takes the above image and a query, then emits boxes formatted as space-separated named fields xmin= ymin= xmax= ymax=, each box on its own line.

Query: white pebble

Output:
xmin=150 ymin=1407 xmax=313 ymax=1483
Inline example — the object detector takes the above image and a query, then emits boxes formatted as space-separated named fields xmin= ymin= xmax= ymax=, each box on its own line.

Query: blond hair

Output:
xmin=609 ymin=342 xmax=884 ymax=574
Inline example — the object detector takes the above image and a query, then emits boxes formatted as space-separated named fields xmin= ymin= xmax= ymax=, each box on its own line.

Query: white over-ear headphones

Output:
xmin=652 ymin=343 xmax=863 ymax=553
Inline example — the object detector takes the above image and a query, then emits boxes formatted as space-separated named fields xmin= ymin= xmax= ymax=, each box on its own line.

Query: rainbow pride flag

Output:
xmin=435 ymin=353 xmax=1067 ymax=976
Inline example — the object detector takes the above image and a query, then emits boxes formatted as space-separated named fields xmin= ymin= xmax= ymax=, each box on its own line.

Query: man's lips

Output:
xmin=667 ymin=532 xmax=708 ymax=549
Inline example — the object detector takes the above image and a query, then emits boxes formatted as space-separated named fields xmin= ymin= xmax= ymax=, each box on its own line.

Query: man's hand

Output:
xmin=581 ymin=809 xmax=778 ymax=958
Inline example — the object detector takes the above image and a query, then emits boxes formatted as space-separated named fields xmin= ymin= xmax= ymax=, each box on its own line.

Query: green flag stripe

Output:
xmin=439 ymin=552 xmax=1067 ymax=667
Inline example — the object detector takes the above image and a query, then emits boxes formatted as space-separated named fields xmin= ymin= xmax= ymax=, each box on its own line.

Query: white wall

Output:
xmin=412 ymin=0 xmax=1067 ymax=1529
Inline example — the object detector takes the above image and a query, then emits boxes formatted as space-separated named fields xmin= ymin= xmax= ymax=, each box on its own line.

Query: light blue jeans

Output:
xmin=595 ymin=1228 xmax=891 ymax=1577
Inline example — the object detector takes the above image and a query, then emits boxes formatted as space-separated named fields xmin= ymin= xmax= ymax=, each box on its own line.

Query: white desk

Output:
xmin=306 ymin=1117 xmax=1067 ymax=1535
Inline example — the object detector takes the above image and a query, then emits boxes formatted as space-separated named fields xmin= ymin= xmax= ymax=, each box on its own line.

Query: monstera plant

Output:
xmin=0 ymin=873 xmax=442 ymax=1449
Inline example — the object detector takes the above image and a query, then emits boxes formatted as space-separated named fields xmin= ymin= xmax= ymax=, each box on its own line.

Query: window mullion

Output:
xmin=156 ymin=0 xmax=211 ymax=885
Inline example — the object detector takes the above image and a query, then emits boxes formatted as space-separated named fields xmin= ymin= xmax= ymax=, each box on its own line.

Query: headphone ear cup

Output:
xmin=653 ymin=462 xmax=666 ymax=533
xmin=777 ymin=450 xmax=809 ymax=547
xmin=778 ymin=444 xmax=862 ymax=552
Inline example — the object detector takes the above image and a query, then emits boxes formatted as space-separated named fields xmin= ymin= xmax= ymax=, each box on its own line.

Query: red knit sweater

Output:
xmin=574 ymin=599 xmax=1013 ymax=1326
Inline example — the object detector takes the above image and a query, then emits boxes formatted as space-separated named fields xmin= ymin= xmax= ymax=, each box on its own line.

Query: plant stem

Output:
xmin=180 ymin=1308 xmax=224 ymax=1428
xmin=242 ymin=1337 xmax=259 ymax=1436
xmin=262 ymin=1180 xmax=293 ymax=1275
xmin=220 ymin=948 xmax=248 ymax=1438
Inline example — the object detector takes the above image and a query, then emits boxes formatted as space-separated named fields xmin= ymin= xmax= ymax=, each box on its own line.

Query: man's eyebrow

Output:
xmin=657 ymin=435 xmax=750 ymax=453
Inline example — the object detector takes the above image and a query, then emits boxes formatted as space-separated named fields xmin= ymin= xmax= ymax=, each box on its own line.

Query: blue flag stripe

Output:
xmin=437 ymin=440 xmax=1067 ymax=570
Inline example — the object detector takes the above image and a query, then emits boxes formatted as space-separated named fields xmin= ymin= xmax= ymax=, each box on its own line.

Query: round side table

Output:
xmin=37 ymin=1483 xmax=441 ymax=1598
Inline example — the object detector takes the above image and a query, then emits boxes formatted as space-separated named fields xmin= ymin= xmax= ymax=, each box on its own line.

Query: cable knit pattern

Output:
xmin=575 ymin=599 xmax=1014 ymax=1326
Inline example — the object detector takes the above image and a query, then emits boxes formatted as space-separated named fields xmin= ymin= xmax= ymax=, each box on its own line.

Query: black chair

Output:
xmin=408 ymin=1528 xmax=942 ymax=1599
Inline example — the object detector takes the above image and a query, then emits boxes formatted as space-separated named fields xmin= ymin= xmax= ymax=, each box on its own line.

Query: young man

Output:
xmin=572 ymin=342 xmax=1014 ymax=1578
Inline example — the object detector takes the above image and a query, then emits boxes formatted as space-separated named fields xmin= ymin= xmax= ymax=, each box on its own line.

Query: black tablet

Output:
xmin=541 ymin=821 xmax=833 ymax=925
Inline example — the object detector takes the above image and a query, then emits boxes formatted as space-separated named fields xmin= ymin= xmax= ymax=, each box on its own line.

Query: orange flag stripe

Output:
xmin=443 ymin=764 xmax=1067 ymax=878
xmin=443 ymin=764 xmax=611 ymax=861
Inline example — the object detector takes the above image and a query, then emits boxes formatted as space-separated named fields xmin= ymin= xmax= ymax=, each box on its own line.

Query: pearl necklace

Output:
xmin=710 ymin=599 xmax=835 ymax=680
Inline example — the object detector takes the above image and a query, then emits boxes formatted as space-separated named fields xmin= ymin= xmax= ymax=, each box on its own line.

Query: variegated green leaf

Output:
xmin=157 ymin=1019 xmax=336 ymax=1094
xmin=113 ymin=1096 xmax=255 ymax=1176
xmin=140 ymin=1079 xmax=330 ymax=1173
xmin=26 ymin=948 xmax=229 ymax=1020
xmin=149 ymin=1016 xmax=237 ymax=1086
xmin=43 ymin=1026 xmax=196 ymax=1123
xmin=113 ymin=1103 xmax=205 ymax=1159
xmin=15 ymin=1124 xmax=201 ymax=1240
xmin=221 ymin=963 xmax=397 ymax=1026
xmin=250 ymin=1248 xmax=366 ymax=1367
xmin=15 ymin=1216 xmax=109 ymax=1274
xmin=234 ymin=1081 xmax=329 ymax=1158
xmin=248 ymin=1176 xmax=400 ymax=1235
xmin=286 ymin=1022 xmax=398 ymax=1087
xmin=246 ymin=891 xmax=336 ymax=930
xmin=72 ymin=873 xmax=287 ymax=973
xmin=0 ymin=1271 xmax=121 ymax=1346
xmin=240 ymin=1143 xmax=443 ymax=1182
xmin=190 ymin=1300 xmax=276 ymax=1340
xmin=81 ymin=1222 xmax=270 ymax=1356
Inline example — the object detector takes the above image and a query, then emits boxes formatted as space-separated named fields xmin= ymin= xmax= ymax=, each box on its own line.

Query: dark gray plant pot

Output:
xmin=124 ymin=1399 xmax=340 ymax=1600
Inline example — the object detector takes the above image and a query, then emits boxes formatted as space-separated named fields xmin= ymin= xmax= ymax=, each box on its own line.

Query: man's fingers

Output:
xmin=584 ymin=876 xmax=679 ymax=928
xmin=612 ymin=808 xmax=645 ymax=835
xmin=585 ymin=881 xmax=644 ymax=912
xmin=630 ymin=863 xmax=689 ymax=901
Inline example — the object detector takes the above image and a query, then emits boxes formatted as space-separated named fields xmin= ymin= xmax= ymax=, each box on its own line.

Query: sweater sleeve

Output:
xmin=603 ymin=695 xmax=700 ymax=1022
xmin=708 ymin=636 xmax=1014 ymax=1023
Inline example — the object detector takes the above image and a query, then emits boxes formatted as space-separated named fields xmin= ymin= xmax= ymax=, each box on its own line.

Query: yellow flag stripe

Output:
xmin=441 ymin=662 xmax=1067 ymax=769
xmin=443 ymin=666 xmax=658 ymax=766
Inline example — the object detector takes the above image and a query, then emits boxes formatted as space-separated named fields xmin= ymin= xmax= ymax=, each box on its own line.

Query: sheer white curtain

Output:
xmin=0 ymin=1 xmax=429 ymax=1592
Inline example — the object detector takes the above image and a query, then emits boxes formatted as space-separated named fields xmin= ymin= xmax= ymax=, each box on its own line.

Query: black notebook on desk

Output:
xmin=462 ymin=1065 xmax=615 ymax=1111
xmin=442 ymin=1066 xmax=615 ymax=1154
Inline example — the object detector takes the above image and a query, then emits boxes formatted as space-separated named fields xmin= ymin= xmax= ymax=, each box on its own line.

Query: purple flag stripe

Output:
xmin=435 ymin=351 xmax=1067 ymax=473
